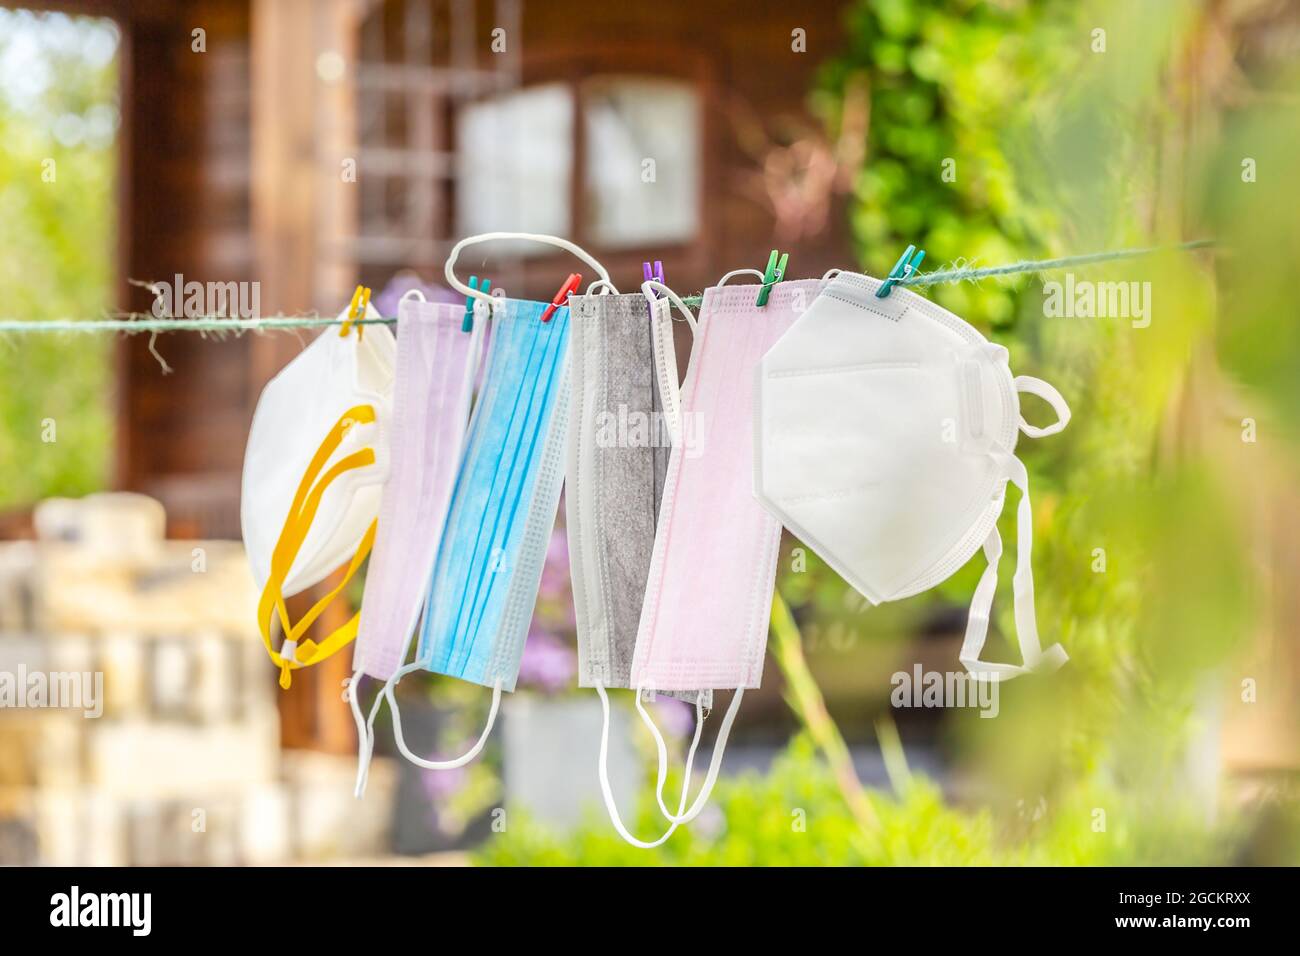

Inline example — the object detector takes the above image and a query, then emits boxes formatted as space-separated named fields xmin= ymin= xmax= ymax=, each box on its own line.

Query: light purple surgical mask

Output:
xmin=347 ymin=293 xmax=484 ymax=778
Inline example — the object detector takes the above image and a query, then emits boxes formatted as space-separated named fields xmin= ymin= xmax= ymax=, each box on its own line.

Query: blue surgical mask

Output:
xmin=353 ymin=232 xmax=609 ymax=797
xmin=419 ymin=296 xmax=570 ymax=687
xmin=356 ymin=297 xmax=572 ymax=791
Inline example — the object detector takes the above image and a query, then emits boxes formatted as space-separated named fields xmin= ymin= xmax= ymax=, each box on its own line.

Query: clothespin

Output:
xmin=875 ymin=245 xmax=926 ymax=299
xmin=462 ymin=275 xmax=491 ymax=332
xmin=755 ymin=249 xmax=789 ymax=307
xmin=541 ymin=272 xmax=582 ymax=323
xmin=340 ymin=285 xmax=371 ymax=338
xmin=642 ymin=260 xmax=666 ymax=296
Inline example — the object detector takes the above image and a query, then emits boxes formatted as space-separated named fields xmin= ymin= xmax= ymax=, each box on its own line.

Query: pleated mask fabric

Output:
xmin=350 ymin=296 xmax=485 ymax=683
xmin=352 ymin=232 xmax=613 ymax=797
xmin=415 ymin=296 xmax=571 ymax=691
xmin=585 ymin=278 xmax=823 ymax=847
xmin=565 ymin=291 xmax=709 ymax=707
xmin=631 ymin=279 xmax=825 ymax=693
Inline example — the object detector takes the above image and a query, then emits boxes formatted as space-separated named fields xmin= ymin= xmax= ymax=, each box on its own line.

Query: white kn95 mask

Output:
xmin=755 ymin=271 xmax=1071 ymax=681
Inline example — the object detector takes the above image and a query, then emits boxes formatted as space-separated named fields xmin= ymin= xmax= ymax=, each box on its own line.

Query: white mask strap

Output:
xmin=594 ymin=682 xmax=703 ymax=849
xmin=639 ymin=685 xmax=745 ymax=825
xmin=355 ymin=665 xmax=501 ymax=789
xmin=585 ymin=278 xmax=620 ymax=296
xmin=347 ymin=669 xmax=373 ymax=795
xmin=444 ymin=232 xmax=612 ymax=311
xmin=716 ymin=267 xmax=765 ymax=287
xmin=959 ymin=454 xmax=1069 ymax=681
xmin=641 ymin=279 xmax=698 ymax=333
xmin=1014 ymin=375 xmax=1071 ymax=438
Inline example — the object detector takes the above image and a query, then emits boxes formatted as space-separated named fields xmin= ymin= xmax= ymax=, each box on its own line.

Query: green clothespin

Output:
xmin=875 ymin=245 xmax=926 ymax=298
xmin=756 ymin=249 xmax=790 ymax=307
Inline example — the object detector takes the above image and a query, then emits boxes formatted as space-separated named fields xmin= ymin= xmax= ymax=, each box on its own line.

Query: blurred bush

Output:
xmin=0 ymin=10 xmax=118 ymax=510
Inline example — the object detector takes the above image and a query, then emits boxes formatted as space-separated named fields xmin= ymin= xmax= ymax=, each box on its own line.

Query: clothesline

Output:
xmin=0 ymin=240 xmax=1214 ymax=334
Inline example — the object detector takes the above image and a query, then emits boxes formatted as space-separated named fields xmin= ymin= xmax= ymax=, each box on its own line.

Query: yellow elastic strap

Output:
xmin=257 ymin=406 xmax=379 ymax=688
xmin=340 ymin=285 xmax=371 ymax=339
xmin=264 ymin=447 xmax=375 ymax=649
xmin=270 ymin=405 xmax=376 ymax=569
xmin=258 ymin=451 xmax=374 ymax=688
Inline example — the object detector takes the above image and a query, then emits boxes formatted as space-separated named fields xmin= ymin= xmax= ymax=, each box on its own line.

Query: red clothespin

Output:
xmin=541 ymin=272 xmax=582 ymax=322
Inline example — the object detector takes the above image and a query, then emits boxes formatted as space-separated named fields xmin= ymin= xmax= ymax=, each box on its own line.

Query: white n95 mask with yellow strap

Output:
xmin=241 ymin=289 xmax=396 ymax=688
xmin=755 ymin=271 xmax=1071 ymax=682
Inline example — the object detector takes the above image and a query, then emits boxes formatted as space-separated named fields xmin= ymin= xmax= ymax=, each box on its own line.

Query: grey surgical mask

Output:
xmin=565 ymin=291 xmax=709 ymax=709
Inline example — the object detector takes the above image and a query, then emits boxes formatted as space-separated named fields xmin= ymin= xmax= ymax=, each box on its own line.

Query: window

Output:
xmin=582 ymin=77 xmax=700 ymax=247
xmin=456 ymin=82 xmax=573 ymax=245
xmin=456 ymin=76 xmax=701 ymax=253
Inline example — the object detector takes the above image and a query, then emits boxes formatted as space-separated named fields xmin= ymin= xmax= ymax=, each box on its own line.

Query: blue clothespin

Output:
xmin=462 ymin=275 xmax=490 ymax=332
xmin=875 ymin=245 xmax=926 ymax=298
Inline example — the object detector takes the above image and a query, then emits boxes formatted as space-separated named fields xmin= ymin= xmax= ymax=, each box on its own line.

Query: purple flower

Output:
xmin=420 ymin=763 xmax=468 ymax=802
xmin=538 ymin=526 xmax=571 ymax=600
xmin=652 ymin=696 xmax=698 ymax=739
xmin=517 ymin=629 xmax=577 ymax=694
xmin=373 ymin=273 xmax=462 ymax=316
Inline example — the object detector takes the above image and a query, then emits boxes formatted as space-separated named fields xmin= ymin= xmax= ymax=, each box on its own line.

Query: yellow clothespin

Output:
xmin=340 ymin=285 xmax=371 ymax=338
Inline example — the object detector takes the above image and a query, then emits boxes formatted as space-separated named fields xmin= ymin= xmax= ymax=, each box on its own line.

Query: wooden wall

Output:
xmin=114 ymin=0 xmax=255 ymax=539
xmin=112 ymin=0 xmax=855 ymax=541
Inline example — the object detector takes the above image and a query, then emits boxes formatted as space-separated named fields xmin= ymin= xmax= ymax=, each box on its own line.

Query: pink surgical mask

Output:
xmin=347 ymin=293 xmax=484 ymax=772
xmin=623 ymin=278 xmax=825 ymax=832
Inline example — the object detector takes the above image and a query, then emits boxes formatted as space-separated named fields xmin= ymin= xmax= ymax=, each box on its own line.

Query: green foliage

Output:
xmin=0 ymin=10 xmax=118 ymax=508
xmin=474 ymin=733 xmax=1243 ymax=866
xmin=813 ymin=0 xmax=1077 ymax=328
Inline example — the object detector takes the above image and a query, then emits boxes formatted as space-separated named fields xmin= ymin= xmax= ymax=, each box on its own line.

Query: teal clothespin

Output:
xmin=756 ymin=249 xmax=790 ymax=307
xmin=462 ymin=276 xmax=490 ymax=332
xmin=875 ymin=245 xmax=926 ymax=298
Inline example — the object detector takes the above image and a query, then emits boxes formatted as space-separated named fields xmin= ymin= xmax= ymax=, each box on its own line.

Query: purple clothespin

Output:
xmin=642 ymin=260 xmax=666 ymax=297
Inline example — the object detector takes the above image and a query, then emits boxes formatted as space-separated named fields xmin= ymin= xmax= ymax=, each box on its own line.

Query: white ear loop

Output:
xmin=444 ymin=232 xmax=612 ymax=310
xmin=1013 ymin=375 xmax=1071 ymax=438
xmin=640 ymin=280 xmax=697 ymax=333
xmin=355 ymin=662 xmax=502 ymax=793
xmin=585 ymin=278 xmax=620 ymax=296
xmin=594 ymin=682 xmax=705 ymax=849
xmin=400 ymin=288 xmax=428 ymax=303
xmin=716 ymin=268 xmax=765 ymax=286
xmin=821 ymin=268 xmax=842 ymax=281
xmin=638 ymin=685 xmax=745 ymax=825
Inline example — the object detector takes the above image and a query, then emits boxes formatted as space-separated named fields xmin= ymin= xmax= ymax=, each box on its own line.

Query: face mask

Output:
xmin=565 ymin=289 xmax=709 ymax=704
xmin=606 ymin=278 xmax=820 ymax=841
xmin=565 ymin=282 xmax=717 ymax=848
xmin=346 ymin=293 xmax=485 ymax=765
xmin=754 ymin=271 xmax=1070 ymax=680
xmin=355 ymin=233 xmax=609 ymax=793
xmin=242 ymin=291 xmax=394 ymax=688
